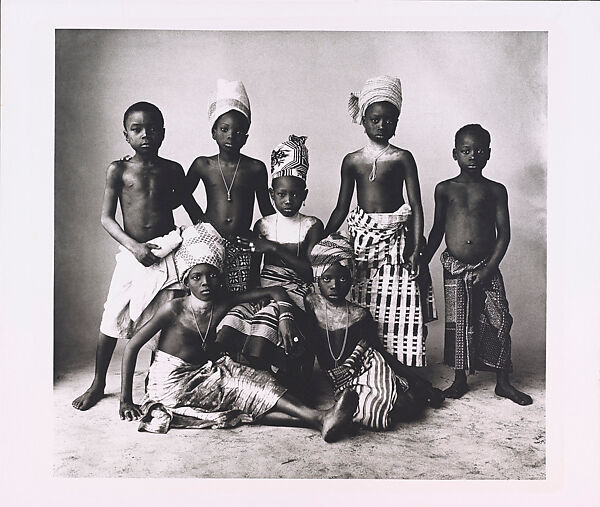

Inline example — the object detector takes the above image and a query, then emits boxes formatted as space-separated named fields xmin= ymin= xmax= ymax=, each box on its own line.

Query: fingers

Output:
xmin=234 ymin=236 xmax=255 ymax=252
xmin=408 ymin=264 xmax=420 ymax=281
xmin=145 ymin=242 xmax=159 ymax=249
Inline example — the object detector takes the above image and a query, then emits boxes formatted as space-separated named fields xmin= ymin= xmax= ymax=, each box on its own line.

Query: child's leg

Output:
xmin=443 ymin=369 xmax=469 ymax=399
xmin=72 ymin=333 xmax=117 ymax=410
xmin=264 ymin=389 xmax=359 ymax=442
xmin=495 ymin=369 xmax=533 ymax=406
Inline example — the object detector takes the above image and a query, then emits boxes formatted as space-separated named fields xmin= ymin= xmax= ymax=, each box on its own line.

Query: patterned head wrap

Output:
xmin=208 ymin=79 xmax=251 ymax=129
xmin=348 ymin=75 xmax=403 ymax=125
xmin=174 ymin=223 xmax=226 ymax=282
xmin=310 ymin=233 xmax=354 ymax=279
xmin=270 ymin=135 xmax=309 ymax=182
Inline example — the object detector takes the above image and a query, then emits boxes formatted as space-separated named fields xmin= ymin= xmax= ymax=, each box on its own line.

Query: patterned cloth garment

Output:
xmin=441 ymin=250 xmax=513 ymax=373
xmin=137 ymin=350 xmax=286 ymax=434
xmin=347 ymin=204 xmax=436 ymax=367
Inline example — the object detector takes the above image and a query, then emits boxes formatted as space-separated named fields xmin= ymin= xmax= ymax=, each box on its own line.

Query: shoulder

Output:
xmin=189 ymin=155 xmax=213 ymax=173
xmin=106 ymin=159 xmax=128 ymax=181
xmin=255 ymin=216 xmax=270 ymax=234
xmin=157 ymin=298 xmax=184 ymax=321
xmin=160 ymin=157 xmax=185 ymax=174
xmin=389 ymin=145 xmax=416 ymax=164
xmin=435 ymin=178 xmax=454 ymax=193
xmin=243 ymin=155 xmax=267 ymax=172
xmin=341 ymin=151 xmax=361 ymax=174
xmin=302 ymin=214 xmax=323 ymax=229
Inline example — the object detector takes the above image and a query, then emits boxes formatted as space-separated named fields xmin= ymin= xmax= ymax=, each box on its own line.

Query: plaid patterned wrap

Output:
xmin=441 ymin=250 xmax=512 ymax=373
xmin=270 ymin=135 xmax=309 ymax=181
xmin=326 ymin=338 xmax=408 ymax=430
xmin=138 ymin=350 xmax=286 ymax=434
xmin=310 ymin=233 xmax=354 ymax=280
xmin=347 ymin=205 xmax=436 ymax=366
xmin=348 ymin=75 xmax=403 ymax=124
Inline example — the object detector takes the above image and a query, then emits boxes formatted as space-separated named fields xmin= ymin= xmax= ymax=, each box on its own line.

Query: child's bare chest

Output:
xmin=447 ymin=184 xmax=495 ymax=215
xmin=121 ymin=166 xmax=173 ymax=196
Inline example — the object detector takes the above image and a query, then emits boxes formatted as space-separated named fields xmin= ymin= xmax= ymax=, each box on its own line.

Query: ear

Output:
xmin=487 ymin=148 xmax=491 ymax=159
xmin=123 ymin=130 xmax=129 ymax=142
xmin=211 ymin=127 xmax=217 ymax=140
xmin=268 ymin=187 xmax=274 ymax=200
xmin=303 ymin=188 xmax=309 ymax=202
xmin=452 ymin=148 xmax=458 ymax=160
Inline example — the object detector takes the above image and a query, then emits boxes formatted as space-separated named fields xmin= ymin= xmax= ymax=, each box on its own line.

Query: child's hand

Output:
xmin=405 ymin=251 xmax=420 ymax=281
xmin=235 ymin=235 xmax=274 ymax=254
xmin=119 ymin=400 xmax=141 ymax=421
xmin=131 ymin=242 xmax=160 ymax=267
xmin=278 ymin=319 xmax=301 ymax=356
xmin=472 ymin=266 xmax=492 ymax=287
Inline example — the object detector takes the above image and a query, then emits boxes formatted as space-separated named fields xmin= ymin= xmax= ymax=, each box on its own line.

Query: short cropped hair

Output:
xmin=123 ymin=102 xmax=164 ymax=129
xmin=455 ymin=124 xmax=491 ymax=147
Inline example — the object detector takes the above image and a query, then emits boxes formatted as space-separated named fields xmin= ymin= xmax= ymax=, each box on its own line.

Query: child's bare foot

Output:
xmin=443 ymin=380 xmax=469 ymax=399
xmin=321 ymin=389 xmax=359 ymax=443
xmin=426 ymin=387 xmax=445 ymax=408
xmin=72 ymin=385 xmax=104 ymax=411
xmin=495 ymin=383 xmax=532 ymax=406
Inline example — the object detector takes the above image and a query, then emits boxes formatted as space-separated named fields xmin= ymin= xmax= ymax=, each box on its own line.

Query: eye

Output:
xmin=321 ymin=276 xmax=331 ymax=282
xmin=220 ymin=127 xmax=229 ymax=133
xmin=339 ymin=277 xmax=347 ymax=282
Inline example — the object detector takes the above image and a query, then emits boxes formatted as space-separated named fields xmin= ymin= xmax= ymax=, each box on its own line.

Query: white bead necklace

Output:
xmin=364 ymin=143 xmax=391 ymax=182
xmin=217 ymin=154 xmax=241 ymax=201
xmin=324 ymin=300 xmax=349 ymax=367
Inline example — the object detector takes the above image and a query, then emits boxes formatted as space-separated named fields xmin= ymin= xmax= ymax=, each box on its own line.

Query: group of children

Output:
xmin=71 ymin=75 xmax=531 ymax=442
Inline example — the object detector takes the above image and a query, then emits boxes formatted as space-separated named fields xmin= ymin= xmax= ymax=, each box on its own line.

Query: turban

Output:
xmin=174 ymin=222 xmax=226 ymax=282
xmin=348 ymin=75 xmax=403 ymax=124
xmin=310 ymin=233 xmax=354 ymax=279
xmin=270 ymin=135 xmax=309 ymax=182
xmin=208 ymin=79 xmax=251 ymax=128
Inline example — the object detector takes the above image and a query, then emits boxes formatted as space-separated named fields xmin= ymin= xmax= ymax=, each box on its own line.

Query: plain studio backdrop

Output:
xmin=54 ymin=30 xmax=546 ymax=374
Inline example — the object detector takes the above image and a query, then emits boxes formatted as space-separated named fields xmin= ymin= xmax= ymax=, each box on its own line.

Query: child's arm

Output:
xmin=119 ymin=304 xmax=172 ymax=420
xmin=101 ymin=162 xmax=160 ymax=267
xmin=473 ymin=183 xmax=510 ymax=287
xmin=172 ymin=161 xmax=204 ymax=224
xmin=255 ymin=161 xmax=276 ymax=217
xmin=182 ymin=158 xmax=207 ymax=223
xmin=421 ymin=182 xmax=447 ymax=266
xmin=324 ymin=155 xmax=355 ymax=236
xmin=402 ymin=151 xmax=425 ymax=280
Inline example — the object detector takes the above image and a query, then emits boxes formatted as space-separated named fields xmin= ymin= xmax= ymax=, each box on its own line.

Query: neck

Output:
xmin=364 ymin=138 xmax=390 ymax=151
xmin=322 ymin=294 xmax=348 ymax=308
xmin=457 ymin=169 xmax=484 ymax=181
xmin=218 ymin=150 xmax=240 ymax=163
xmin=276 ymin=210 xmax=301 ymax=221
xmin=189 ymin=293 xmax=213 ymax=310
xmin=132 ymin=151 xmax=158 ymax=163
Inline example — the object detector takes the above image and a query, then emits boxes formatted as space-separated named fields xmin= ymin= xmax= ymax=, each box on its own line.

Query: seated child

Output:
xmin=73 ymin=101 xmax=200 ymax=411
xmin=119 ymin=222 xmax=359 ymax=442
xmin=421 ymin=124 xmax=532 ymax=405
xmin=184 ymin=79 xmax=275 ymax=294
xmin=324 ymin=75 xmax=436 ymax=367
xmin=216 ymin=135 xmax=323 ymax=389
xmin=305 ymin=234 xmax=444 ymax=431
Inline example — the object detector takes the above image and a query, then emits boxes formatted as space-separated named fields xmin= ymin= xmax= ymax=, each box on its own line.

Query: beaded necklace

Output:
xmin=324 ymin=300 xmax=349 ymax=367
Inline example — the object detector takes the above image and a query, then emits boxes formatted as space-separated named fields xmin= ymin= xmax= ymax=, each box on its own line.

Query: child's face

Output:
xmin=453 ymin=132 xmax=491 ymax=173
xmin=123 ymin=110 xmax=165 ymax=155
xmin=362 ymin=102 xmax=399 ymax=144
xmin=269 ymin=176 xmax=308 ymax=217
xmin=318 ymin=263 xmax=352 ymax=303
xmin=211 ymin=111 xmax=249 ymax=154
xmin=186 ymin=264 xmax=221 ymax=301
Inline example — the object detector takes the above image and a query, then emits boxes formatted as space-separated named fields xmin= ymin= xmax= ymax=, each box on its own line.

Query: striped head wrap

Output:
xmin=174 ymin=222 xmax=226 ymax=282
xmin=348 ymin=75 xmax=403 ymax=125
xmin=310 ymin=233 xmax=354 ymax=279
xmin=208 ymin=79 xmax=251 ymax=129
xmin=270 ymin=135 xmax=309 ymax=182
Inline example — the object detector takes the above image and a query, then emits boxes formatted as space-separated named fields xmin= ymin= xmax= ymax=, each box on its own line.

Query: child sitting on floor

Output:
xmin=421 ymin=124 xmax=532 ymax=405
xmin=118 ymin=222 xmax=359 ymax=442
xmin=216 ymin=135 xmax=323 ymax=391
xmin=324 ymin=75 xmax=436 ymax=368
xmin=305 ymin=234 xmax=444 ymax=431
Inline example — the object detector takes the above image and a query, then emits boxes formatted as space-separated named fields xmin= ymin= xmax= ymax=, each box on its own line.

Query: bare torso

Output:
xmin=441 ymin=177 xmax=502 ymax=264
xmin=187 ymin=154 xmax=269 ymax=238
xmin=350 ymin=145 xmax=409 ymax=213
xmin=116 ymin=157 xmax=178 ymax=242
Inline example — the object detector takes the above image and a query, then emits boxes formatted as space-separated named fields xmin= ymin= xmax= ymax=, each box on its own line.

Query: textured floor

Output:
xmin=54 ymin=344 xmax=545 ymax=479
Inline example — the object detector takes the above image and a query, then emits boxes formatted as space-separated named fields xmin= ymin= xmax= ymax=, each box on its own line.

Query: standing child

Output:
xmin=217 ymin=135 xmax=323 ymax=391
xmin=324 ymin=75 xmax=436 ymax=367
xmin=73 ymin=101 xmax=200 ymax=411
xmin=119 ymin=224 xmax=359 ymax=443
xmin=306 ymin=234 xmax=443 ymax=431
xmin=185 ymin=79 xmax=275 ymax=294
xmin=421 ymin=124 xmax=532 ymax=405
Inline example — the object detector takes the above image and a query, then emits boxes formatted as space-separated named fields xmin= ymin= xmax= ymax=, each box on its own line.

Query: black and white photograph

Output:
xmin=2 ymin=0 xmax=599 ymax=504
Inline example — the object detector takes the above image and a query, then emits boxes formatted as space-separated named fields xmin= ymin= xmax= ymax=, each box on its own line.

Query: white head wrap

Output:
xmin=174 ymin=223 xmax=226 ymax=282
xmin=348 ymin=75 xmax=403 ymax=125
xmin=310 ymin=233 xmax=354 ymax=280
xmin=208 ymin=79 xmax=251 ymax=129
